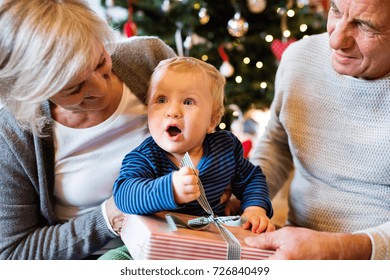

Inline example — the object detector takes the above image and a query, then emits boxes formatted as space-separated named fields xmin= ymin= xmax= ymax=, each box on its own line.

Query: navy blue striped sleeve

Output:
xmin=113 ymin=141 xmax=180 ymax=214
xmin=227 ymin=133 xmax=273 ymax=218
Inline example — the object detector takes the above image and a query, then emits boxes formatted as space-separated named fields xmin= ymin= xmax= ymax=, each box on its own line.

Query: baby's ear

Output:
xmin=206 ymin=127 xmax=215 ymax=134
xmin=208 ymin=112 xmax=222 ymax=133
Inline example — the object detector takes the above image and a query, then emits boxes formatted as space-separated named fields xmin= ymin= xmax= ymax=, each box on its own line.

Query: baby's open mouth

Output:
xmin=167 ymin=125 xmax=182 ymax=137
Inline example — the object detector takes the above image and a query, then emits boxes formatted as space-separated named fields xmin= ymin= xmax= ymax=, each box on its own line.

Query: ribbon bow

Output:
xmin=165 ymin=152 xmax=242 ymax=260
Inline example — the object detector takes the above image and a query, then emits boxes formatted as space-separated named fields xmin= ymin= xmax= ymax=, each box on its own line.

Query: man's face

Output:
xmin=327 ymin=0 xmax=390 ymax=79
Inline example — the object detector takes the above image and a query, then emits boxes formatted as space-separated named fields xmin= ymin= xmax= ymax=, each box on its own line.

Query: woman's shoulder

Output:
xmin=0 ymin=105 xmax=23 ymax=136
xmin=112 ymin=36 xmax=176 ymax=61
xmin=111 ymin=36 xmax=176 ymax=103
xmin=118 ymin=36 xmax=167 ymax=47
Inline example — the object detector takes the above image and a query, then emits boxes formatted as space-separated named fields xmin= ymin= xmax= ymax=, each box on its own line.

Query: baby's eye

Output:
xmin=157 ymin=96 xmax=167 ymax=103
xmin=183 ymin=99 xmax=194 ymax=105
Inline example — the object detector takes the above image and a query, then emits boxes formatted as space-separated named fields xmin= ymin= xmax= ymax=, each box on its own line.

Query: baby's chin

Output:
xmin=158 ymin=142 xmax=188 ymax=156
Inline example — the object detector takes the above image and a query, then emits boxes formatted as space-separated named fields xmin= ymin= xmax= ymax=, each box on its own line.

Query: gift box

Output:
xmin=121 ymin=211 xmax=274 ymax=260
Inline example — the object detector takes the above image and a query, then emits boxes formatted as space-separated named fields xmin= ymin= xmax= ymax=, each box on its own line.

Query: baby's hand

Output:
xmin=172 ymin=166 xmax=200 ymax=204
xmin=241 ymin=206 xmax=275 ymax=234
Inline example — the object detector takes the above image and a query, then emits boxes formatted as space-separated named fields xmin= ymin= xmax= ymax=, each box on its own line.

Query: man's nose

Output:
xmin=329 ymin=20 xmax=355 ymax=50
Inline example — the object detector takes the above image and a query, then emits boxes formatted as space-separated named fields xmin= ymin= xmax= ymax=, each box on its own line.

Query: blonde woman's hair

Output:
xmin=148 ymin=57 xmax=226 ymax=126
xmin=0 ymin=0 xmax=117 ymax=135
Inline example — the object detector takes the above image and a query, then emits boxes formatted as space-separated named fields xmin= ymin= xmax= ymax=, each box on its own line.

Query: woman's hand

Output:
xmin=105 ymin=196 xmax=125 ymax=235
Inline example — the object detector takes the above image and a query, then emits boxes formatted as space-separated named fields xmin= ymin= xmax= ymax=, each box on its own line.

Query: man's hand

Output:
xmin=244 ymin=226 xmax=372 ymax=259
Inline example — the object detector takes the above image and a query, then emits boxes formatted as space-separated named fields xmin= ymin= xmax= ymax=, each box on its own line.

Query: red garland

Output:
xmin=124 ymin=0 xmax=137 ymax=37
xmin=270 ymin=38 xmax=296 ymax=61
xmin=218 ymin=45 xmax=229 ymax=62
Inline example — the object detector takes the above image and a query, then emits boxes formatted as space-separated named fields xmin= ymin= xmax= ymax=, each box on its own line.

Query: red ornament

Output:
xmin=218 ymin=44 xmax=234 ymax=77
xmin=124 ymin=20 xmax=137 ymax=37
xmin=242 ymin=139 xmax=253 ymax=158
xmin=270 ymin=38 xmax=296 ymax=61
xmin=322 ymin=0 xmax=330 ymax=12
xmin=123 ymin=1 xmax=137 ymax=37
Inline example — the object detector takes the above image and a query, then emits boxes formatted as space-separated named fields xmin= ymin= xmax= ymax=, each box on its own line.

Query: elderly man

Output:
xmin=248 ymin=0 xmax=390 ymax=259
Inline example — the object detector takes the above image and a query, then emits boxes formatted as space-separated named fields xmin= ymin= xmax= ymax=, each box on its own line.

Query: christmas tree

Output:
xmin=100 ymin=0 xmax=328 ymax=120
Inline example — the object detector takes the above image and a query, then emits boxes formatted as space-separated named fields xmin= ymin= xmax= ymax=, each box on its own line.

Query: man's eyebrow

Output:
xmin=330 ymin=0 xmax=380 ymax=31
xmin=329 ymin=0 xmax=338 ymax=11
xmin=355 ymin=18 xmax=380 ymax=31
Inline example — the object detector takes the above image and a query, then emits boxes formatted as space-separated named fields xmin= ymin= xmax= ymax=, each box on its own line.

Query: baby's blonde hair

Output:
xmin=148 ymin=57 xmax=226 ymax=126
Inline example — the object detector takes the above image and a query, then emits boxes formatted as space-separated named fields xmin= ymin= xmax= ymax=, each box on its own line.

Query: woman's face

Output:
xmin=50 ymin=42 xmax=116 ymax=112
xmin=327 ymin=0 xmax=390 ymax=79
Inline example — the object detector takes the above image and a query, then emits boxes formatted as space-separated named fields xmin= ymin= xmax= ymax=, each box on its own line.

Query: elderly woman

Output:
xmin=0 ymin=0 xmax=175 ymax=259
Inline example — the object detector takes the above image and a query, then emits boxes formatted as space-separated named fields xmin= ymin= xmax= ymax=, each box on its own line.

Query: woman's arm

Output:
xmin=0 ymin=110 xmax=115 ymax=259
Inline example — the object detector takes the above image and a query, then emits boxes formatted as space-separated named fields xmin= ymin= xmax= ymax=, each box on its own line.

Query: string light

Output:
xmin=276 ymin=7 xmax=286 ymax=15
xmin=235 ymin=76 xmax=243 ymax=83
xmin=193 ymin=2 xmax=201 ymax=9
xmin=260 ymin=82 xmax=267 ymax=89
xmin=219 ymin=123 xmax=226 ymax=130
xmin=283 ymin=30 xmax=291 ymax=37
xmin=265 ymin=35 xmax=273 ymax=42
xmin=287 ymin=9 xmax=295 ymax=17
xmin=300 ymin=24 xmax=308 ymax=32
xmin=243 ymin=57 xmax=250 ymax=64
xmin=256 ymin=61 xmax=264 ymax=69
xmin=201 ymin=54 xmax=208 ymax=61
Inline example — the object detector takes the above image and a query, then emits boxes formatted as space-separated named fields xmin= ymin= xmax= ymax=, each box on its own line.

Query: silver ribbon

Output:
xmin=165 ymin=152 xmax=242 ymax=260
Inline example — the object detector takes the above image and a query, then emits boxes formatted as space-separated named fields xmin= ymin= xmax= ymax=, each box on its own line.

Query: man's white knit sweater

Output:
xmin=251 ymin=33 xmax=390 ymax=259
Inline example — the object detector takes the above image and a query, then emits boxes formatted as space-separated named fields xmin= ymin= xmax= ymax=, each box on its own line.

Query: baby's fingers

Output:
xmin=254 ymin=219 xmax=276 ymax=234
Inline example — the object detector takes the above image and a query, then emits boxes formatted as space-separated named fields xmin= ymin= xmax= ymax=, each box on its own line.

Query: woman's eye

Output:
xmin=70 ymin=85 xmax=83 ymax=95
xmin=96 ymin=57 xmax=107 ymax=69
xmin=183 ymin=99 xmax=194 ymax=105
xmin=157 ymin=97 xmax=167 ymax=103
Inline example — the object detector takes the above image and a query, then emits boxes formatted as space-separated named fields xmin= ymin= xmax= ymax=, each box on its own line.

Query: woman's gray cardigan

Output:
xmin=0 ymin=37 xmax=175 ymax=259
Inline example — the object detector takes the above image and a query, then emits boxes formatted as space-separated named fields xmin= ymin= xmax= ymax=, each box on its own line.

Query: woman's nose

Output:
xmin=84 ymin=72 xmax=108 ymax=97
